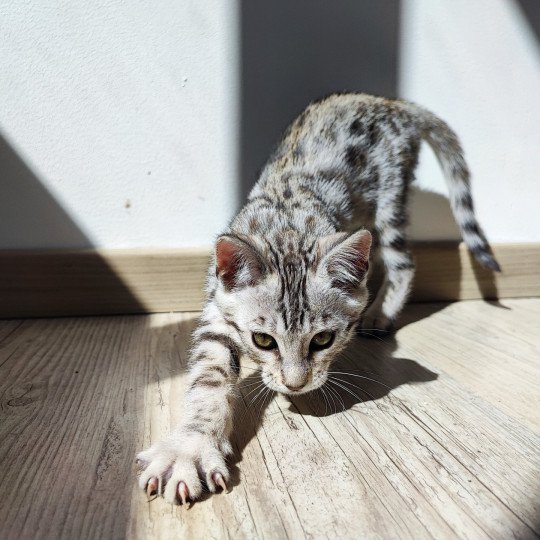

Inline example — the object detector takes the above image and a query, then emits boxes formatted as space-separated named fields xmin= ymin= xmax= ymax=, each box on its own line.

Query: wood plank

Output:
xmin=0 ymin=313 xmax=193 ymax=538
xmin=0 ymin=248 xmax=210 ymax=318
xmin=0 ymin=243 xmax=539 ymax=318
xmin=397 ymin=298 xmax=540 ymax=435
xmin=411 ymin=242 xmax=540 ymax=302
xmin=1 ymin=300 xmax=538 ymax=538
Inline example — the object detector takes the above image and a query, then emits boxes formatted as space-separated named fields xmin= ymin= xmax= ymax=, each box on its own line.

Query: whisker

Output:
xmin=330 ymin=367 xmax=383 ymax=375
xmin=330 ymin=376 xmax=378 ymax=402
xmin=240 ymin=378 xmax=264 ymax=389
xmin=237 ymin=392 xmax=253 ymax=425
xmin=328 ymin=371 xmax=392 ymax=390
xmin=242 ymin=378 xmax=263 ymax=392
xmin=248 ymin=383 xmax=269 ymax=409
xmin=325 ymin=381 xmax=346 ymax=412
xmin=328 ymin=378 xmax=365 ymax=404
xmin=321 ymin=386 xmax=332 ymax=416
xmin=250 ymin=383 xmax=273 ymax=426
xmin=248 ymin=386 xmax=267 ymax=409
xmin=359 ymin=328 xmax=384 ymax=341
xmin=238 ymin=384 xmax=263 ymax=424
xmin=255 ymin=383 xmax=270 ymax=406
xmin=243 ymin=382 xmax=265 ymax=403
xmin=319 ymin=387 xmax=330 ymax=416
xmin=255 ymin=387 xmax=274 ymax=424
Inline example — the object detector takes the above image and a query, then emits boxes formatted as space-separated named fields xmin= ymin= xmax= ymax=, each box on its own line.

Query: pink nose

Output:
xmin=284 ymin=383 xmax=306 ymax=392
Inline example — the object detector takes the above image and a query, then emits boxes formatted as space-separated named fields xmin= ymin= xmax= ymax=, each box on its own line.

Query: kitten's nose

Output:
xmin=281 ymin=360 xmax=308 ymax=391
xmin=284 ymin=382 xmax=306 ymax=392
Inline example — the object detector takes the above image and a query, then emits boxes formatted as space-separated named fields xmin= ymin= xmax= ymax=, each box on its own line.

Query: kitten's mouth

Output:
xmin=280 ymin=385 xmax=311 ymax=396
xmin=261 ymin=371 xmax=326 ymax=395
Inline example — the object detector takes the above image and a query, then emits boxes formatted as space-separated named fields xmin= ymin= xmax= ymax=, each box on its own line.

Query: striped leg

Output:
xmin=136 ymin=303 xmax=241 ymax=504
xmin=361 ymin=193 xmax=415 ymax=333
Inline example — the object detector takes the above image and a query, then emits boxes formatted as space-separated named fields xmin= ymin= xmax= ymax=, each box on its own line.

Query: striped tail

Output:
xmin=407 ymin=103 xmax=501 ymax=272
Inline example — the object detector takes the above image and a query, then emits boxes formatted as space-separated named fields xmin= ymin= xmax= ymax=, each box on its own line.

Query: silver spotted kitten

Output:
xmin=137 ymin=93 xmax=500 ymax=503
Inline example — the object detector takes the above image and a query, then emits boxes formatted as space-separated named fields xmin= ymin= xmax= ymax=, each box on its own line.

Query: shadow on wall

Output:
xmin=238 ymin=0 xmax=500 ymax=301
xmin=0 ymin=133 xmax=91 ymax=250
xmin=408 ymin=187 xmax=461 ymax=241
xmin=515 ymin=0 xmax=540 ymax=43
xmin=239 ymin=0 xmax=400 ymax=200
xmin=408 ymin=188 xmax=500 ymax=303
xmin=0 ymin=133 xmax=145 ymax=316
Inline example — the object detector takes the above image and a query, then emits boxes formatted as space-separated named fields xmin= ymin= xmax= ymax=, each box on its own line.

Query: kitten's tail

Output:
xmin=407 ymin=103 xmax=501 ymax=272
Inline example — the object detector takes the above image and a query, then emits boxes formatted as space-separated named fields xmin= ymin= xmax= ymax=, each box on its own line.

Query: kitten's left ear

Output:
xmin=317 ymin=230 xmax=372 ymax=291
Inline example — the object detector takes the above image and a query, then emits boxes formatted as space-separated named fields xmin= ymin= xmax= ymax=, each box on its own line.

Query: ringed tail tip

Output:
xmin=472 ymin=248 xmax=502 ymax=273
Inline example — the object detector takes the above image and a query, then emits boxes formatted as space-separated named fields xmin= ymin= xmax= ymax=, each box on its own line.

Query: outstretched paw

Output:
xmin=136 ymin=434 xmax=230 ymax=505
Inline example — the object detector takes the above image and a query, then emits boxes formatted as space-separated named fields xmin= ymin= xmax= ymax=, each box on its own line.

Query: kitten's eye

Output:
xmin=310 ymin=331 xmax=335 ymax=350
xmin=252 ymin=332 xmax=278 ymax=350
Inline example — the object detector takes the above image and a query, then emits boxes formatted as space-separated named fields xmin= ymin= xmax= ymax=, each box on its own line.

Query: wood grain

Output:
xmin=0 ymin=299 xmax=539 ymax=539
xmin=0 ymin=242 xmax=539 ymax=318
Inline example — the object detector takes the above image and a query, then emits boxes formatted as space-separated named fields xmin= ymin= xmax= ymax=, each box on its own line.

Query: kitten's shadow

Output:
xmin=228 ymin=328 xmax=438 ymax=487
xmin=290 ymin=332 xmax=437 ymax=417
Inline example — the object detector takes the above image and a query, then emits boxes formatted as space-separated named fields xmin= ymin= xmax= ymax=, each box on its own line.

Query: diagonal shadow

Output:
xmin=515 ymin=0 xmax=540 ymax=44
xmin=0 ymin=133 xmax=147 ymax=317
xmin=0 ymin=133 xmax=92 ymax=250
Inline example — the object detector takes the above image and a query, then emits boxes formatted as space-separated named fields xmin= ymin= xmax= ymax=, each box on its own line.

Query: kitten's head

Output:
xmin=213 ymin=230 xmax=371 ymax=394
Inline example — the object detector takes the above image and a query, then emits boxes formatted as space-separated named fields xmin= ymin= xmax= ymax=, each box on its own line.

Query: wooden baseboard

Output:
xmin=0 ymin=243 xmax=538 ymax=318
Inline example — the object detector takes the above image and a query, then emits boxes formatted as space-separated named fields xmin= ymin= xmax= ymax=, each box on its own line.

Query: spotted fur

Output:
xmin=137 ymin=93 xmax=500 ymax=503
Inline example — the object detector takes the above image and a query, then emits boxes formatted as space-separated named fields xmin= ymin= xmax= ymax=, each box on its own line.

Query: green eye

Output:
xmin=310 ymin=331 xmax=335 ymax=350
xmin=252 ymin=332 xmax=277 ymax=350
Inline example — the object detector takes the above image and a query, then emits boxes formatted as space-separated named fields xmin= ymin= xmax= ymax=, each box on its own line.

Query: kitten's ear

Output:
xmin=317 ymin=230 xmax=372 ymax=291
xmin=215 ymin=235 xmax=265 ymax=290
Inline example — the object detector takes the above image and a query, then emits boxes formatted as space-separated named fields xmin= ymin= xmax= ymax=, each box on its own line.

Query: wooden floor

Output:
xmin=0 ymin=299 xmax=539 ymax=539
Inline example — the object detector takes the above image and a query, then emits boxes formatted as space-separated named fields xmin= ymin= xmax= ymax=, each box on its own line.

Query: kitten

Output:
xmin=137 ymin=93 xmax=500 ymax=503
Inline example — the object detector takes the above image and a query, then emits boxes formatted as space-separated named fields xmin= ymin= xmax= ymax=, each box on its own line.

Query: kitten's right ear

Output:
xmin=215 ymin=235 xmax=264 ymax=290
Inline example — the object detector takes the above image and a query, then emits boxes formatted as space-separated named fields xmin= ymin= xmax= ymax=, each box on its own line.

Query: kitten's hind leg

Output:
xmin=360 ymin=200 xmax=415 ymax=335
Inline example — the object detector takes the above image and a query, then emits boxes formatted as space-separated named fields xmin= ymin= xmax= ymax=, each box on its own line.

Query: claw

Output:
xmin=146 ymin=477 xmax=158 ymax=497
xmin=178 ymin=481 xmax=189 ymax=506
xmin=136 ymin=458 xmax=148 ymax=472
xmin=213 ymin=472 xmax=227 ymax=493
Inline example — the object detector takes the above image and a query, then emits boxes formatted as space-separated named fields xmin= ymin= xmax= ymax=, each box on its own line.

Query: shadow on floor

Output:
xmin=292 ymin=337 xmax=438 ymax=418
xmin=229 ymin=321 xmax=438 ymax=441
xmin=221 ymin=313 xmax=440 ymax=494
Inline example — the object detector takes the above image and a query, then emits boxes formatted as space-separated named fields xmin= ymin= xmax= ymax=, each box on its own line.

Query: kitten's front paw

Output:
xmin=136 ymin=433 xmax=230 ymax=505
xmin=359 ymin=309 xmax=394 ymax=338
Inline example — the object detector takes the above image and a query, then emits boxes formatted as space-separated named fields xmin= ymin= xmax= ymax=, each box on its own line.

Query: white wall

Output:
xmin=401 ymin=0 xmax=540 ymax=242
xmin=0 ymin=0 xmax=239 ymax=249
xmin=0 ymin=0 xmax=538 ymax=249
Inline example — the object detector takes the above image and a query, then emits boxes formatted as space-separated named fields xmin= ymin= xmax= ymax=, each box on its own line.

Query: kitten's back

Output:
xmin=254 ymin=93 xmax=500 ymax=272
